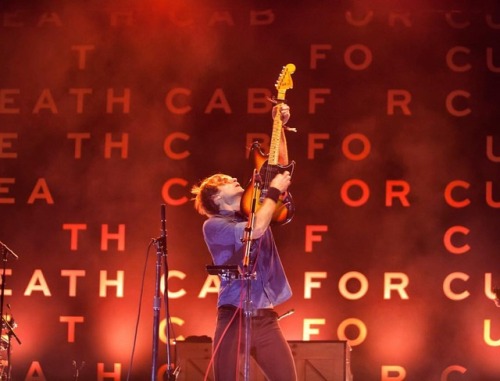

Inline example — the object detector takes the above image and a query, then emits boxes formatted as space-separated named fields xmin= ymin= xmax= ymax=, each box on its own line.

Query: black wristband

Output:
xmin=266 ymin=187 xmax=281 ymax=203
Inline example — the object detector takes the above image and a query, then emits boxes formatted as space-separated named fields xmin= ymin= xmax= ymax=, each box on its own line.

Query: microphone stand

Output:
xmin=151 ymin=205 xmax=176 ymax=381
xmin=0 ymin=242 xmax=18 ymax=329
xmin=241 ymin=170 xmax=260 ymax=381
xmin=0 ymin=242 xmax=20 ymax=381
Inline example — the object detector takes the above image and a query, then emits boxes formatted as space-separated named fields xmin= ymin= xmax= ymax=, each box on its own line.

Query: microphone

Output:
xmin=253 ymin=169 xmax=262 ymax=187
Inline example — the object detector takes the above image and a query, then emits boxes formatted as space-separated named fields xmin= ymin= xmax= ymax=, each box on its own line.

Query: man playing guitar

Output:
xmin=191 ymin=103 xmax=297 ymax=381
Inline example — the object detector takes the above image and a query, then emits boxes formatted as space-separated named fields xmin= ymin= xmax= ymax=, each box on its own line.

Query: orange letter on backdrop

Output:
xmin=104 ymin=133 xmax=129 ymax=158
xmin=341 ymin=179 xmax=369 ymax=207
xmin=248 ymin=88 xmax=272 ymax=113
xmin=305 ymin=225 xmax=328 ymax=252
xmin=307 ymin=133 xmax=330 ymax=159
xmin=28 ymin=178 xmax=54 ymax=204
xmin=101 ymin=224 xmax=126 ymax=251
xmin=0 ymin=178 xmax=15 ymax=204
xmin=443 ymin=272 xmax=470 ymax=301
xmin=384 ymin=272 xmax=409 ymax=299
xmin=303 ymin=318 xmax=325 ymax=340
xmin=446 ymin=90 xmax=471 ymax=117
xmin=70 ymin=45 xmax=95 ymax=70
xmin=165 ymin=88 xmax=191 ymax=114
xmin=106 ymin=88 xmax=130 ymax=114
xmin=444 ymin=180 xmax=470 ymax=208
xmin=205 ymin=88 xmax=231 ymax=113
xmin=443 ymin=226 xmax=470 ymax=254
xmin=69 ymin=88 xmax=92 ymax=113
xmin=387 ymin=89 xmax=412 ymax=115
xmin=337 ymin=318 xmax=367 ymax=346
xmin=344 ymin=44 xmax=372 ymax=70
xmin=308 ymin=88 xmax=331 ymax=114
xmin=339 ymin=271 xmax=368 ymax=300
xmin=97 ymin=363 xmax=121 ymax=381
xmin=24 ymin=269 xmax=51 ymax=296
xmin=484 ymin=319 xmax=500 ymax=346
xmin=60 ymin=315 xmax=84 ymax=342
xmin=61 ymin=269 xmax=86 ymax=297
xmin=441 ymin=365 xmax=467 ymax=380
xmin=446 ymin=46 xmax=471 ymax=72
xmin=164 ymin=132 xmax=190 ymax=160
xmin=485 ymin=136 xmax=499 ymax=162
xmin=486 ymin=181 xmax=500 ymax=207
xmin=386 ymin=180 xmax=410 ymax=207
xmin=381 ymin=365 xmax=406 ymax=380
xmin=99 ymin=270 xmax=124 ymax=297
xmin=310 ymin=44 xmax=332 ymax=69
xmin=0 ymin=89 xmax=20 ymax=114
xmin=342 ymin=133 xmax=370 ymax=161
xmin=0 ymin=133 xmax=17 ymax=158
xmin=304 ymin=272 xmax=327 ymax=298
xmin=67 ymin=132 xmax=91 ymax=159
xmin=63 ymin=223 xmax=87 ymax=250
xmin=162 ymin=178 xmax=189 ymax=206
xmin=25 ymin=361 xmax=47 ymax=381
xmin=33 ymin=89 xmax=58 ymax=113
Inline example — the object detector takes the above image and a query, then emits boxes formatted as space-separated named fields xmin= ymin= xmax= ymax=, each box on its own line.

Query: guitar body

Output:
xmin=240 ymin=142 xmax=296 ymax=225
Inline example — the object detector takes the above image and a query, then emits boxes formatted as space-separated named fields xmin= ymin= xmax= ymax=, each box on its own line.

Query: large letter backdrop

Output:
xmin=0 ymin=1 xmax=499 ymax=380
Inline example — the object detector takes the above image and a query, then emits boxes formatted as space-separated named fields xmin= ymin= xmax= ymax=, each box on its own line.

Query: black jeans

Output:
xmin=213 ymin=306 xmax=297 ymax=381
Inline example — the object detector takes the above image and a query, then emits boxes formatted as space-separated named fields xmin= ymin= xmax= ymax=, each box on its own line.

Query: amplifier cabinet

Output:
xmin=175 ymin=340 xmax=353 ymax=381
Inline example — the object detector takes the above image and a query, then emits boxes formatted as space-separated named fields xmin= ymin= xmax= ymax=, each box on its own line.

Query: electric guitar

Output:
xmin=240 ymin=64 xmax=297 ymax=225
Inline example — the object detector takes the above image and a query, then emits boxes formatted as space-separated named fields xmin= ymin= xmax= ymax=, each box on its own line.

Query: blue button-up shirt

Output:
xmin=203 ymin=210 xmax=292 ymax=309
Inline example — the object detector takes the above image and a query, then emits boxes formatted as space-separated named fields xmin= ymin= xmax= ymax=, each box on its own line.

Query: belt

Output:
xmin=219 ymin=304 xmax=278 ymax=319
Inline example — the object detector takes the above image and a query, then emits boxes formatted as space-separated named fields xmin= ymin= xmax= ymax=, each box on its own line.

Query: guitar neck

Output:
xmin=268 ymin=104 xmax=283 ymax=166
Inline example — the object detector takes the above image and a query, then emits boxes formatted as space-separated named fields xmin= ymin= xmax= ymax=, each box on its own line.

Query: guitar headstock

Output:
xmin=275 ymin=63 xmax=296 ymax=101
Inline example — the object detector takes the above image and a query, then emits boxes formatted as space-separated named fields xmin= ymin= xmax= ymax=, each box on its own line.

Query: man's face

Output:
xmin=214 ymin=176 xmax=244 ymax=205
xmin=218 ymin=177 xmax=243 ymax=195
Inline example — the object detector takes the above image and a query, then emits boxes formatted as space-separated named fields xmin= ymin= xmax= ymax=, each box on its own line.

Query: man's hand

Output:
xmin=270 ymin=171 xmax=291 ymax=194
xmin=272 ymin=104 xmax=291 ymax=125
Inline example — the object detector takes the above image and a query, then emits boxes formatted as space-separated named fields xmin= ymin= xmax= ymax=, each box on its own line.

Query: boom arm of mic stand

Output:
xmin=0 ymin=241 xmax=19 ymax=260
xmin=2 ymin=318 xmax=21 ymax=345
